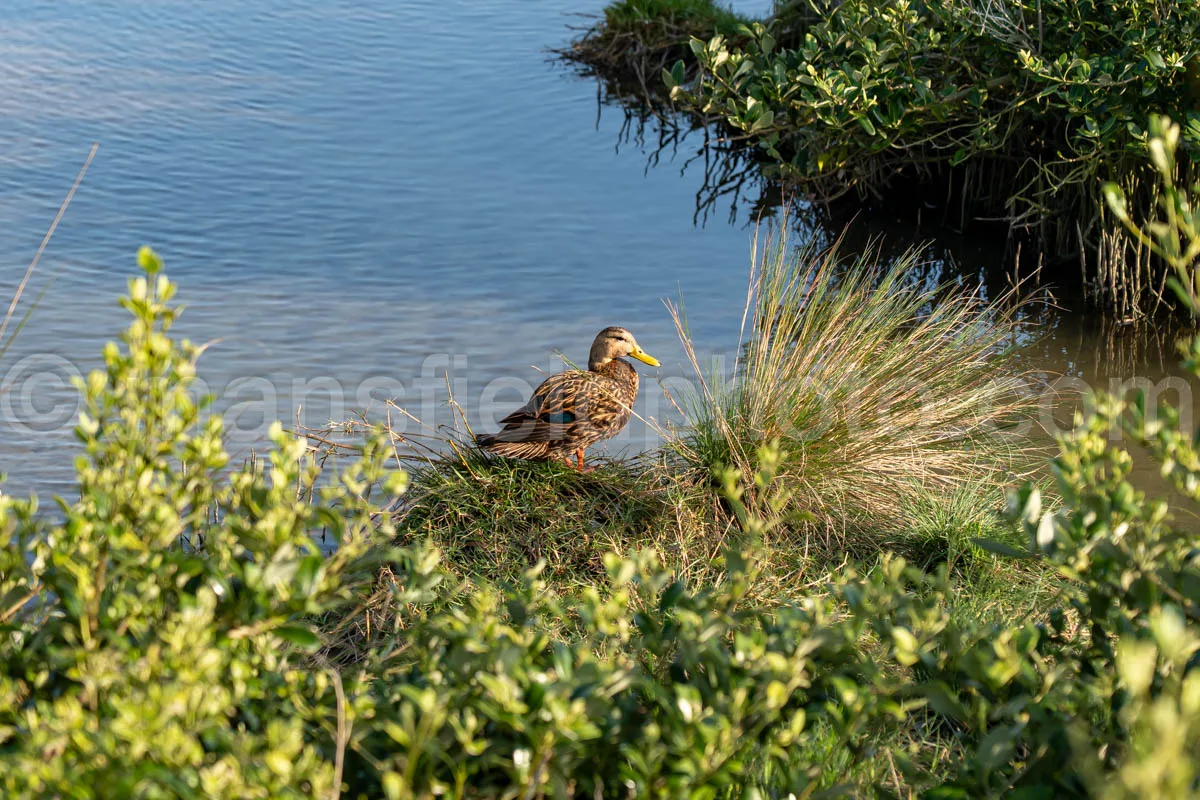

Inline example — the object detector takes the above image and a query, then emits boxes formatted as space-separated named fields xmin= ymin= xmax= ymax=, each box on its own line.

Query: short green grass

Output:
xmin=392 ymin=448 xmax=1054 ymax=625
xmin=396 ymin=452 xmax=695 ymax=586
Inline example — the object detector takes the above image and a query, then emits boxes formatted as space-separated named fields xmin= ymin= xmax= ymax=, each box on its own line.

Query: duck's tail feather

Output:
xmin=473 ymin=434 xmax=555 ymax=461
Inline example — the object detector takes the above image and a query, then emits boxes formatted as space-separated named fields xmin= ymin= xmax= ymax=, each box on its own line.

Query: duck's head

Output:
xmin=589 ymin=326 xmax=661 ymax=371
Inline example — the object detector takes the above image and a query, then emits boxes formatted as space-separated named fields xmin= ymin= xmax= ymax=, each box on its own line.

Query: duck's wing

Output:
xmin=487 ymin=370 xmax=589 ymax=444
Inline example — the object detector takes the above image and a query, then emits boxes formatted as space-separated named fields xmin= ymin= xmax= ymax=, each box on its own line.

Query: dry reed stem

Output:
xmin=0 ymin=143 xmax=99 ymax=355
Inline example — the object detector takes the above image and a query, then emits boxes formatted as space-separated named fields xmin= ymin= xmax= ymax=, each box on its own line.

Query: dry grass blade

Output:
xmin=666 ymin=212 xmax=1040 ymax=537
xmin=0 ymin=143 xmax=99 ymax=358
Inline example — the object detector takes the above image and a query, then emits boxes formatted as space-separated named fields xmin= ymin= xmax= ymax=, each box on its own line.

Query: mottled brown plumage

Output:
xmin=475 ymin=327 xmax=660 ymax=470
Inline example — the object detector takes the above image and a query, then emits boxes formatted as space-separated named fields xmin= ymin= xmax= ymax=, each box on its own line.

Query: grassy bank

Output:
xmin=384 ymin=221 xmax=1039 ymax=596
xmin=565 ymin=0 xmax=1200 ymax=318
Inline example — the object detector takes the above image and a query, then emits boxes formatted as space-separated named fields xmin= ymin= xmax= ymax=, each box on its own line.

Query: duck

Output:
xmin=474 ymin=327 xmax=661 ymax=470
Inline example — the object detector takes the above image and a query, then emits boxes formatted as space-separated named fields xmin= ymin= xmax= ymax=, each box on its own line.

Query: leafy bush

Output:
xmin=842 ymin=116 xmax=1200 ymax=798
xmin=959 ymin=115 xmax=1200 ymax=796
xmin=565 ymin=0 xmax=750 ymax=91
xmin=676 ymin=0 xmax=1198 ymax=179
xmin=578 ymin=0 xmax=1200 ymax=313
xmin=0 ymin=248 xmax=409 ymax=798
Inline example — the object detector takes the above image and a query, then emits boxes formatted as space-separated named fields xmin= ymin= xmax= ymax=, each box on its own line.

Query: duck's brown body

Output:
xmin=474 ymin=327 xmax=658 ymax=470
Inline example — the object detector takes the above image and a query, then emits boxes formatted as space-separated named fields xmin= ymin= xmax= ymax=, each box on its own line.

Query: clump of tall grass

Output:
xmin=667 ymin=220 xmax=1038 ymax=539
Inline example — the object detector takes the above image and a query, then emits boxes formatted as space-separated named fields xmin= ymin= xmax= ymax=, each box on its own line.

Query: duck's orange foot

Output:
xmin=566 ymin=449 xmax=595 ymax=473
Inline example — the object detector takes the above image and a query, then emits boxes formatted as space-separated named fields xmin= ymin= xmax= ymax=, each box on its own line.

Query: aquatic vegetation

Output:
xmin=569 ymin=0 xmax=1200 ymax=316
xmin=562 ymin=0 xmax=750 ymax=91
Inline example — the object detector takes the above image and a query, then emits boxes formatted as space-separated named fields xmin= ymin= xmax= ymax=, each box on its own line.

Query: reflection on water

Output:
xmin=1 ymin=1 xmax=1197 ymax=528
xmin=1011 ymin=311 xmax=1200 ymax=526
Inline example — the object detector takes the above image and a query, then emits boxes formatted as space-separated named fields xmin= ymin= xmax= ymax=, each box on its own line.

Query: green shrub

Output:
xmin=996 ymin=115 xmax=1200 ymax=795
xmin=578 ymin=0 xmax=1200 ymax=314
xmin=0 ymin=248 xmax=409 ymax=798
xmin=352 ymin=486 xmax=881 ymax=797
xmin=837 ymin=119 xmax=1200 ymax=798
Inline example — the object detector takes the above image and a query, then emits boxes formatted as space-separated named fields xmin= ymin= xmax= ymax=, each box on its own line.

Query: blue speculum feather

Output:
xmin=546 ymin=411 xmax=576 ymax=424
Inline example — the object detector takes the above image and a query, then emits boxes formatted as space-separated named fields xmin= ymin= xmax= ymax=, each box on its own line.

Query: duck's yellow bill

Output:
xmin=629 ymin=348 xmax=661 ymax=368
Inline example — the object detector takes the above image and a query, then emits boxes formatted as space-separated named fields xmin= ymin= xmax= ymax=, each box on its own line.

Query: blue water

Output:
xmin=0 ymin=0 xmax=1187 ymax=503
xmin=0 ymin=1 xmax=778 ymax=497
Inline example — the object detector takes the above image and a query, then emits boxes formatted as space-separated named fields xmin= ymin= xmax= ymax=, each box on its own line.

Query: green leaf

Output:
xmin=1103 ymin=182 xmax=1129 ymax=221
xmin=892 ymin=627 xmax=920 ymax=665
xmin=294 ymin=555 xmax=324 ymax=598
xmin=137 ymin=245 xmax=163 ymax=274
xmin=751 ymin=109 xmax=775 ymax=133
xmin=1116 ymin=639 xmax=1158 ymax=695
xmin=274 ymin=624 xmax=320 ymax=649
xmin=921 ymin=681 xmax=968 ymax=721
xmin=670 ymin=59 xmax=687 ymax=89
xmin=971 ymin=538 xmax=1031 ymax=559
xmin=659 ymin=580 xmax=685 ymax=610
xmin=382 ymin=772 xmax=404 ymax=800
xmin=1035 ymin=514 xmax=1057 ymax=550
xmin=977 ymin=725 xmax=1019 ymax=772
